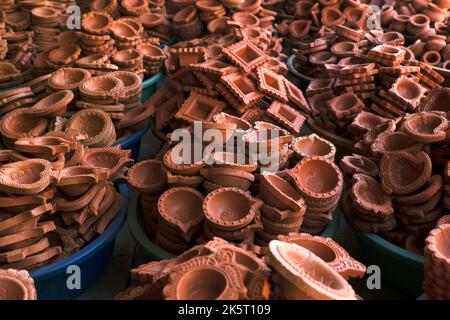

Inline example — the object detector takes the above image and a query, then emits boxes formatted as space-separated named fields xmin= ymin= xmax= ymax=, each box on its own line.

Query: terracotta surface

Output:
xmin=0 ymin=269 xmax=37 ymax=300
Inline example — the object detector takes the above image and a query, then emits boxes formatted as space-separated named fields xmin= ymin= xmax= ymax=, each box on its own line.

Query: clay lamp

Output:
xmin=350 ymin=174 xmax=394 ymax=220
xmin=0 ymin=269 xmax=37 ymax=300
xmin=243 ymin=129 xmax=293 ymax=154
xmin=65 ymin=109 xmax=116 ymax=148
xmin=402 ymin=112 xmax=448 ymax=143
xmin=81 ymin=11 xmax=112 ymax=35
xmin=139 ymin=12 xmax=164 ymax=28
xmin=363 ymin=120 xmax=396 ymax=146
xmin=0 ymin=159 xmax=52 ymax=195
xmin=436 ymin=215 xmax=450 ymax=227
xmin=163 ymin=145 xmax=205 ymax=176
xmin=260 ymin=172 xmax=305 ymax=212
xmin=268 ymin=240 xmax=356 ymax=300
xmin=288 ymin=20 xmax=311 ymax=40
xmin=289 ymin=157 xmax=343 ymax=203
xmin=419 ymin=88 xmax=450 ymax=115
xmin=278 ymin=233 xmax=366 ymax=279
xmin=379 ymin=151 xmax=432 ymax=195
xmin=292 ymin=134 xmax=336 ymax=161
xmin=330 ymin=41 xmax=358 ymax=57
xmin=425 ymin=225 xmax=450 ymax=273
xmin=27 ymin=90 xmax=74 ymax=118
xmin=157 ymin=187 xmax=204 ymax=235
xmin=208 ymin=151 xmax=258 ymax=173
xmin=127 ymin=159 xmax=167 ymax=195
xmin=82 ymin=146 xmax=134 ymax=180
xmin=231 ymin=12 xmax=259 ymax=28
xmin=0 ymin=108 xmax=49 ymax=147
xmin=375 ymin=31 xmax=404 ymax=45
xmin=163 ymin=263 xmax=247 ymax=300
xmin=79 ymin=76 xmax=124 ymax=103
xmin=198 ymin=121 xmax=237 ymax=145
xmin=407 ymin=14 xmax=430 ymax=35
xmin=48 ymin=68 xmax=92 ymax=93
xmin=200 ymin=167 xmax=255 ymax=190
xmin=388 ymin=76 xmax=426 ymax=110
xmin=203 ymin=187 xmax=262 ymax=231
xmin=213 ymin=112 xmax=252 ymax=132
xmin=110 ymin=21 xmax=139 ymax=41
xmin=110 ymin=71 xmax=142 ymax=98
xmin=309 ymin=51 xmax=336 ymax=65
xmin=136 ymin=43 xmax=166 ymax=62
xmin=371 ymin=132 xmax=423 ymax=157
xmin=31 ymin=6 xmax=60 ymax=22
xmin=48 ymin=45 xmax=82 ymax=66
xmin=167 ymin=171 xmax=204 ymax=188
xmin=321 ymin=7 xmax=345 ymax=27
xmin=14 ymin=136 xmax=76 ymax=156
xmin=113 ymin=49 xmax=143 ymax=66
xmin=339 ymin=154 xmax=378 ymax=178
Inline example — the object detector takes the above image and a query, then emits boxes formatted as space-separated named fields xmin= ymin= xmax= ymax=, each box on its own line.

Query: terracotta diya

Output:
xmin=127 ymin=159 xmax=167 ymax=195
xmin=158 ymin=187 xmax=204 ymax=234
xmin=0 ymin=269 xmax=37 ymax=300
xmin=268 ymin=240 xmax=356 ymax=300
xmin=260 ymin=172 xmax=305 ymax=212
xmin=203 ymin=187 xmax=262 ymax=231
xmin=277 ymin=233 xmax=366 ymax=279
xmin=291 ymin=134 xmax=336 ymax=161
xmin=402 ymin=111 xmax=448 ymax=143
xmin=27 ymin=90 xmax=74 ymax=118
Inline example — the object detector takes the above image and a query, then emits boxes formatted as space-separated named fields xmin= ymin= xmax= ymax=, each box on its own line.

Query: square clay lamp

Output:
xmin=168 ymin=68 xmax=201 ymax=90
xmin=223 ymin=40 xmax=268 ymax=72
xmin=191 ymin=59 xmax=239 ymax=76
xmin=266 ymin=101 xmax=306 ymax=134
xmin=387 ymin=76 xmax=426 ymax=110
xmin=256 ymin=66 xmax=288 ymax=102
xmin=175 ymin=93 xmax=226 ymax=123
xmin=220 ymin=72 xmax=264 ymax=105
xmin=284 ymin=78 xmax=311 ymax=113
xmin=170 ymin=47 xmax=206 ymax=67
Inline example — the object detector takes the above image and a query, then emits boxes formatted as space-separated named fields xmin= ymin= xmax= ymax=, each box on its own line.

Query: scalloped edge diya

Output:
xmin=292 ymin=134 xmax=336 ymax=162
xmin=0 ymin=269 xmax=37 ymax=300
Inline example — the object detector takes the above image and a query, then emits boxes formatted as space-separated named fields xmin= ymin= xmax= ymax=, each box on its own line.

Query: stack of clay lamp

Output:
xmin=0 ymin=137 xmax=132 ymax=270
xmin=0 ymin=269 xmax=37 ymax=300
xmin=339 ymin=106 xmax=450 ymax=256
xmin=0 ymin=68 xmax=154 ymax=148
xmin=381 ymin=1 xmax=450 ymax=70
xmin=115 ymin=232 xmax=367 ymax=300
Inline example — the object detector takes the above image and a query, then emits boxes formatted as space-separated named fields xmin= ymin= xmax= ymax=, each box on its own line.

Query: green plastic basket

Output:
xmin=128 ymin=196 xmax=342 ymax=261
xmin=341 ymin=203 xmax=424 ymax=297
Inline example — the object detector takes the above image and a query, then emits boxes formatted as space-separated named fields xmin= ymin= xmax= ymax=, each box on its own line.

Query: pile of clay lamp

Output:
xmin=115 ymin=234 xmax=367 ymax=300
xmin=0 ymin=69 xmax=154 ymax=148
xmin=338 ymin=107 xmax=450 ymax=256
xmin=126 ymin=125 xmax=345 ymax=253
xmin=0 ymin=136 xmax=133 ymax=270
xmin=0 ymin=269 xmax=37 ymax=300
xmin=0 ymin=1 xmax=170 ymax=81
xmin=424 ymin=222 xmax=450 ymax=299
xmin=381 ymin=1 xmax=450 ymax=70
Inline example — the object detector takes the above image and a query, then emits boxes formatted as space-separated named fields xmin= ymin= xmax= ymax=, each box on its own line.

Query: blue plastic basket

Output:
xmin=30 ymin=183 xmax=129 ymax=300
xmin=116 ymin=126 xmax=148 ymax=160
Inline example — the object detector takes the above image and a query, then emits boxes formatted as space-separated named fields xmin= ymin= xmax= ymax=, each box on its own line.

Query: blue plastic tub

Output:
xmin=30 ymin=183 xmax=129 ymax=300
xmin=116 ymin=126 xmax=148 ymax=160
xmin=141 ymin=72 xmax=163 ymax=102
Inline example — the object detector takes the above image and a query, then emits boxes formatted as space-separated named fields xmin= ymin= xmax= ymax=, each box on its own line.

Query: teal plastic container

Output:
xmin=141 ymin=72 xmax=163 ymax=102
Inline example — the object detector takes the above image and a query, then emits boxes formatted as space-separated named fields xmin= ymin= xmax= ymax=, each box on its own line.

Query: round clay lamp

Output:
xmin=371 ymin=132 xmax=423 ymax=156
xmin=375 ymin=31 xmax=404 ymax=45
xmin=289 ymin=157 xmax=343 ymax=202
xmin=321 ymin=7 xmax=345 ymax=27
xmin=260 ymin=173 xmax=305 ymax=212
xmin=199 ymin=167 xmax=255 ymax=190
xmin=127 ymin=160 xmax=167 ymax=195
xmin=48 ymin=45 xmax=82 ymax=66
xmin=330 ymin=41 xmax=358 ymax=57
xmin=379 ymin=151 xmax=432 ymax=195
xmin=28 ymin=90 xmax=74 ymax=118
xmin=136 ymin=43 xmax=166 ymax=61
xmin=0 ymin=159 xmax=52 ymax=195
xmin=421 ymin=51 xmax=441 ymax=66
xmin=163 ymin=146 xmax=205 ymax=176
xmin=402 ymin=112 xmax=448 ymax=143
xmin=278 ymin=233 xmax=366 ymax=279
xmin=81 ymin=146 xmax=134 ymax=179
xmin=110 ymin=71 xmax=142 ymax=96
xmin=339 ymin=154 xmax=378 ymax=177
xmin=199 ymin=121 xmax=237 ymax=145
xmin=91 ymin=0 xmax=119 ymax=14
xmin=48 ymin=68 xmax=92 ymax=92
xmin=203 ymin=187 xmax=262 ymax=231
xmin=213 ymin=113 xmax=251 ymax=131
xmin=208 ymin=151 xmax=257 ymax=173
xmin=0 ymin=269 xmax=37 ymax=300
xmin=436 ymin=215 xmax=450 ymax=227
xmin=82 ymin=11 xmax=112 ymax=35
xmin=407 ymin=14 xmax=430 ymax=35
xmin=110 ymin=21 xmax=139 ymax=41
xmin=268 ymin=241 xmax=356 ymax=300
xmin=65 ymin=109 xmax=116 ymax=147
xmin=157 ymin=187 xmax=204 ymax=233
xmin=31 ymin=6 xmax=60 ymax=21
xmin=231 ymin=12 xmax=259 ymax=28
xmin=425 ymin=225 xmax=450 ymax=271
xmin=79 ymin=76 xmax=124 ymax=103
xmin=288 ymin=20 xmax=311 ymax=39
xmin=292 ymin=134 xmax=336 ymax=161
xmin=113 ymin=49 xmax=143 ymax=66
xmin=139 ymin=12 xmax=164 ymax=28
